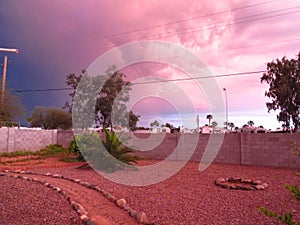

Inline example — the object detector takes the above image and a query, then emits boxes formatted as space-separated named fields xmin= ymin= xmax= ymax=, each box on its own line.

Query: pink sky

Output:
xmin=1 ymin=0 xmax=300 ymax=129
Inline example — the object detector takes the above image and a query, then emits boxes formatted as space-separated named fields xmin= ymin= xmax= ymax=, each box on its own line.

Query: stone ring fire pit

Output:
xmin=215 ymin=177 xmax=269 ymax=190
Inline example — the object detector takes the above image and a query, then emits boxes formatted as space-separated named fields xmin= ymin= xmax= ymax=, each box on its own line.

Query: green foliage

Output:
xmin=261 ymin=52 xmax=300 ymax=132
xmin=150 ymin=120 xmax=159 ymax=128
xmin=211 ymin=121 xmax=218 ymax=128
xmin=68 ymin=133 xmax=98 ymax=162
xmin=291 ymin=141 xmax=300 ymax=157
xmin=285 ymin=185 xmax=300 ymax=201
xmin=128 ymin=110 xmax=140 ymax=131
xmin=69 ymin=129 xmax=140 ymax=172
xmin=0 ymin=144 xmax=76 ymax=164
xmin=42 ymin=144 xmax=66 ymax=156
xmin=0 ymin=150 xmax=33 ymax=157
xmin=102 ymin=128 xmax=140 ymax=165
xmin=0 ymin=88 xmax=24 ymax=122
xmin=258 ymin=207 xmax=298 ymax=225
xmin=206 ymin=114 xmax=213 ymax=126
xmin=247 ymin=120 xmax=255 ymax=126
xmin=27 ymin=107 xmax=72 ymax=130
xmin=65 ymin=66 xmax=140 ymax=129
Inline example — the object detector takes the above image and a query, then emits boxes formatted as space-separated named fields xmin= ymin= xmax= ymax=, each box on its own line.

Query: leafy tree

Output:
xmin=165 ymin=123 xmax=174 ymax=129
xmin=65 ymin=66 xmax=139 ymax=130
xmin=247 ymin=120 xmax=255 ymax=126
xmin=261 ymin=53 xmax=300 ymax=132
xmin=229 ymin=122 xmax=235 ymax=130
xmin=128 ymin=110 xmax=140 ymax=131
xmin=211 ymin=121 xmax=218 ymax=128
xmin=27 ymin=107 xmax=72 ymax=130
xmin=63 ymin=71 xmax=83 ymax=113
xmin=0 ymin=88 xmax=24 ymax=122
xmin=206 ymin=114 xmax=213 ymax=126
xmin=150 ymin=120 xmax=159 ymax=128
xmin=96 ymin=65 xmax=132 ymax=129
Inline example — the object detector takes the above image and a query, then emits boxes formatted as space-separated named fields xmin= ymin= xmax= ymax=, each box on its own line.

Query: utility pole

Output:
xmin=0 ymin=48 xmax=19 ymax=106
xmin=223 ymin=88 xmax=228 ymax=130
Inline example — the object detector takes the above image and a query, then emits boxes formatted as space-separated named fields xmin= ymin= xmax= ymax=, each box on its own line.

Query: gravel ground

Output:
xmin=30 ymin=161 xmax=300 ymax=225
xmin=0 ymin=175 xmax=83 ymax=225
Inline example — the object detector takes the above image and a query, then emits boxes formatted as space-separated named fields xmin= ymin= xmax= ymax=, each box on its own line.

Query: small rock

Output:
xmin=123 ymin=206 xmax=131 ymax=211
xmin=78 ymin=209 xmax=88 ymax=216
xmin=228 ymin=177 xmax=235 ymax=182
xmin=105 ymin=193 xmax=111 ymax=200
xmin=229 ymin=184 xmax=236 ymax=189
xmin=110 ymin=196 xmax=117 ymax=202
xmin=136 ymin=212 xmax=147 ymax=223
xmin=262 ymin=183 xmax=269 ymax=188
xmin=241 ymin=179 xmax=252 ymax=183
xmin=86 ymin=220 xmax=96 ymax=225
xmin=45 ymin=173 xmax=51 ymax=176
xmin=254 ymin=180 xmax=262 ymax=185
xmin=53 ymin=187 xmax=61 ymax=193
xmin=254 ymin=185 xmax=265 ymax=190
xmin=80 ymin=214 xmax=89 ymax=222
xmin=52 ymin=174 xmax=62 ymax=178
xmin=116 ymin=198 xmax=126 ymax=207
xmin=130 ymin=210 xmax=137 ymax=218
xmin=94 ymin=187 xmax=101 ymax=192
xmin=215 ymin=178 xmax=226 ymax=183
xmin=220 ymin=183 xmax=229 ymax=189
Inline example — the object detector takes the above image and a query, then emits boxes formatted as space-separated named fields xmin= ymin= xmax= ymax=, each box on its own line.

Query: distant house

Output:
xmin=150 ymin=127 xmax=171 ymax=134
xmin=238 ymin=126 xmax=268 ymax=133
xmin=200 ymin=126 xmax=212 ymax=134
xmin=181 ymin=127 xmax=194 ymax=134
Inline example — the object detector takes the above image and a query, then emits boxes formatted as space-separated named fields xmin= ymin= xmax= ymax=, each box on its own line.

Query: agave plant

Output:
xmin=102 ymin=128 xmax=140 ymax=166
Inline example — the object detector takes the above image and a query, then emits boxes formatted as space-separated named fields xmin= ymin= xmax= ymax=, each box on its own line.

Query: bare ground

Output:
xmin=1 ymin=157 xmax=300 ymax=225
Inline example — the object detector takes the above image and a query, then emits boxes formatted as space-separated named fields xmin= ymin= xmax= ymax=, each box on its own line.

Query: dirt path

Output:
xmin=4 ymin=171 xmax=141 ymax=225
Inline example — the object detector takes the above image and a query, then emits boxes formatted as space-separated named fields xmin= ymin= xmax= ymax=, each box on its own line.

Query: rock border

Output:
xmin=1 ymin=170 xmax=151 ymax=225
xmin=215 ymin=177 xmax=269 ymax=190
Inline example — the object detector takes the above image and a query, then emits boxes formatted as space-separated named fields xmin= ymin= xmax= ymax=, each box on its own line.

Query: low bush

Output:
xmin=69 ymin=129 xmax=141 ymax=172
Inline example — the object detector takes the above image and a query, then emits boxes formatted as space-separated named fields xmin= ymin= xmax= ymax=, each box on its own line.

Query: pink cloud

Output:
xmin=2 ymin=0 xmax=300 ymax=128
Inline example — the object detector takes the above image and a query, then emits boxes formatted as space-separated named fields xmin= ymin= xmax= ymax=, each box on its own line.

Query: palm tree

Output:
xmin=247 ymin=120 xmax=255 ymax=126
xmin=206 ymin=114 xmax=213 ymax=126
xmin=229 ymin=122 xmax=235 ymax=130
xmin=211 ymin=121 xmax=218 ymax=128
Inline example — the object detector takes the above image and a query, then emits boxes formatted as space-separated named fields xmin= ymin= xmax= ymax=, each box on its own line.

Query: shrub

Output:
xmin=69 ymin=129 xmax=140 ymax=172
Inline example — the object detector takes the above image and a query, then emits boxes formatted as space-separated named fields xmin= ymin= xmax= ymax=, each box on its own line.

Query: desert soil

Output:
xmin=0 ymin=156 xmax=299 ymax=225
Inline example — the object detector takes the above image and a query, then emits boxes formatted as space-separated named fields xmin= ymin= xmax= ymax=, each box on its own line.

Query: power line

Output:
xmin=86 ymin=0 xmax=279 ymax=40
xmin=56 ymin=0 xmax=282 ymax=50
xmin=14 ymin=70 xmax=265 ymax=93
xmin=15 ymin=87 xmax=73 ymax=93
xmin=78 ymin=5 xmax=300 ymax=52
xmin=132 ymin=70 xmax=266 ymax=85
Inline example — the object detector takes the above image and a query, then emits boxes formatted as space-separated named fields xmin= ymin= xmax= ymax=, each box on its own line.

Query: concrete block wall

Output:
xmin=240 ymin=133 xmax=300 ymax=168
xmin=0 ymin=128 xmax=299 ymax=168
xmin=130 ymin=132 xmax=299 ymax=168
xmin=0 ymin=128 xmax=57 ymax=152
xmin=57 ymin=130 xmax=74 ymax=147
